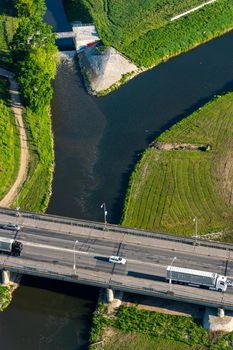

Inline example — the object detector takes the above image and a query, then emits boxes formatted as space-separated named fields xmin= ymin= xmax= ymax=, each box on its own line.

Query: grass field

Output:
xmin=122 ymin=93 xmax=233 ymax=236
xmin=0 ymin=77 xmax=20 ymax=201
xmin=104 ymin=329 xmax=194 ymax=350
xmin=63 ymin=0 xmax=233 ymax=68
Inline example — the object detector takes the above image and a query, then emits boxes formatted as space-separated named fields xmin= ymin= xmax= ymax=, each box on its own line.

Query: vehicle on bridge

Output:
xmin=167 ymin=266 xmax=227 ymax=292
xmin=0 ymin=237 xmax=23 ymax=256
xmin=109 ymin=256 xmax=126 ymax=264
xmin=1 ymin=223 xmax=21 ymax=231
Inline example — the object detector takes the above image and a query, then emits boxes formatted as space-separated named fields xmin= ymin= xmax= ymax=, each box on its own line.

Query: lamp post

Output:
xmin=73 ymin=240 xmax=79 ymax=273
xmin=193 ymin=217 xmax=198 ymax=245
xmin=101 ymin=202 xmax=107 ymax=230
xmin=15 ymin=193 xmax=20 ymax=217
xmin=169 ymin=256 xmax=176 ymax=285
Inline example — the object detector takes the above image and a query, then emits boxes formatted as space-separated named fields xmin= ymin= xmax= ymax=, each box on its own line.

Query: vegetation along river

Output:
xmin=0 ymin=0 xmax=233 ymax=348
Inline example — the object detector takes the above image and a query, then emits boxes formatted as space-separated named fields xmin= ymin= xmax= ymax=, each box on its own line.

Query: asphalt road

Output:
xmin=0 ymin=208 xmax=233 ymax=308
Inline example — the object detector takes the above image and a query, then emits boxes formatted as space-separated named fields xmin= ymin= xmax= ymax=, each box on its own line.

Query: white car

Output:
xmin=109 ymin=256 xmax=126 ymax=264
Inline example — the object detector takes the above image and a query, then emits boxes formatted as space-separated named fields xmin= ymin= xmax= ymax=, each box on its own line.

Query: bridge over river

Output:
xmin=0 ymin=207 xmax=233 ymax=310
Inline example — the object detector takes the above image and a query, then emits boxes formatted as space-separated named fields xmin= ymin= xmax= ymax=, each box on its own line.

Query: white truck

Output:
xmin=0 ymin=237 xmax=23 ymax=256
xmin=166 ymin=266 xmax=227 ymax=292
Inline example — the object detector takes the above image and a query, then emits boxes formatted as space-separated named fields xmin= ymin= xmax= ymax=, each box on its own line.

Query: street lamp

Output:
xmin=15 ymin=193 xmax=20 ymax=217
xmin=193 ymin=217 xmax=198 ymax=244
xmin=169 ymin=256 xmax=177 ymax=284
xmin=101 ymin=202 xmax=107 ymax=230
xmin=73 ymin=240 xmax=79 ymax=273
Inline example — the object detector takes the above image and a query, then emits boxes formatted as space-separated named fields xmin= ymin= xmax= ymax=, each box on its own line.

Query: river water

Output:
xmin=47 ymin=31 xmax=233 ymax=223
xmin=0 ymin=0 xmax=233 ymax=348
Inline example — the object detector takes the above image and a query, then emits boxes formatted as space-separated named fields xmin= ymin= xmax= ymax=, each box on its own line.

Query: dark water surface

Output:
xmin=47 ymin=31 xmax=233 ymax=223
xmin=0 ymin=276 xmax=98 ymax=350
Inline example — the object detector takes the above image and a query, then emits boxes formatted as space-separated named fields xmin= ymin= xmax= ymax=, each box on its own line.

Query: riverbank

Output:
xmin=122 ymin=93 xmax=233 ymax=237
xmin=0 ymin=0 xmax=58 ymax=212
xmin=0 ymin=75 xmax=20 ymax=201
xmin=63 ymin=0 xmax=233 ymax=94
xmin=0 ymin=68 xmax=29 ymax=208
xmin=89 ymin=297 xmax=233 ymax=350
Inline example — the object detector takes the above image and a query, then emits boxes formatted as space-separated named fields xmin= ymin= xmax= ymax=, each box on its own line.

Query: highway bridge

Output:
xmin=0 ymin=207 xmax=233 ymax=310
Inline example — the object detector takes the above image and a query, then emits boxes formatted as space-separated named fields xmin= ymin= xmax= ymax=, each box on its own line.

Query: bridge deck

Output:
xmin=0 ymin=207 xmax=232 ymax=309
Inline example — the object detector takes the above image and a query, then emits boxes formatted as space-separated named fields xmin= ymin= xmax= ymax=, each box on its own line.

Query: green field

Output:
xmin=122 ymin=93 xmax=233 ymax=236
xmin=0 ymin=77 xmax=20 ymax=200
xmin=104 ymin=330 xmax=193 ymax=350
xmin=64 ymin=0 xmax=233 ymax=68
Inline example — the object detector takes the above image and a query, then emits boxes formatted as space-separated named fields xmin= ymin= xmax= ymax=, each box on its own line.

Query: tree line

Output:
xmin=11 ymin=0 xmax=58 ymax=112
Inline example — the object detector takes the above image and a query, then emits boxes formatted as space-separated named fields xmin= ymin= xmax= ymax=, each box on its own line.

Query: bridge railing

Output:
xmin=3 ymin=258 xmax=233 ymax=309
xmin=0 ymin=207 xmax=232 ymax=252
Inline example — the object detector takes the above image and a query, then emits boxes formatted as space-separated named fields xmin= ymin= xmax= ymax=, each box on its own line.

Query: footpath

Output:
xmin=0 ymin=68 xmax=29 ymax=207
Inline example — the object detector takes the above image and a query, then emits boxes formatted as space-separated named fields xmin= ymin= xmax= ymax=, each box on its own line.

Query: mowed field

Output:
xmin=64 ymin=0 xmax=233 ymax=68
xmin=122 ymin=93 xmax=233 ymax=236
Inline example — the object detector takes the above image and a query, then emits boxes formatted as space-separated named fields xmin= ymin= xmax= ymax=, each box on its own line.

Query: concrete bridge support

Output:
xmin=217 ymin=308 xmax=225 ymax=318
xmin=2 ymin=270 xmax=11 ymax=285
xmin=106 ymin=288 xmax=114 ymax=303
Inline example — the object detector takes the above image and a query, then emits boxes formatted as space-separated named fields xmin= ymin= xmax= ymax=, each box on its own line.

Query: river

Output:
xmin=0 ymin=0 xmax=233 ymax=348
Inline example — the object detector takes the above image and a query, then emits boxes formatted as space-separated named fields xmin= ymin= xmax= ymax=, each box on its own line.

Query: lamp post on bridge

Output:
xmin=101 ymin=202 xmax=107 ymax=230
xmin=169 ymin=256 xmax=177 ymax=292
xmin=73 ymin=240 xmax=79 ymax=274
xmin=193 ymin=217 xmax=198 ymax=245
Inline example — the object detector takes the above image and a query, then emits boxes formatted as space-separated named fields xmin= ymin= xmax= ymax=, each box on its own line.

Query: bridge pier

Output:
xmin=217 ymin=308 xmax=225 ymax=318
xmin=106 ymin=288 xmax=114 ymax=303
xmin=2 ymin=270 xmax=11 ymax=285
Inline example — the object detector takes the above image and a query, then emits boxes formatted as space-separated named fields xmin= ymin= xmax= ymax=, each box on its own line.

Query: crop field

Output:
xmin=64 ymin=0 xmax=233 ymax=68
xmin=122 ymin=93 xmax=233 ymax=236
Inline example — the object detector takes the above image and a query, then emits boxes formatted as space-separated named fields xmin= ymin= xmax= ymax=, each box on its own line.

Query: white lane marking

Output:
xmin=21 ymin=241 xmax=88 ymax=255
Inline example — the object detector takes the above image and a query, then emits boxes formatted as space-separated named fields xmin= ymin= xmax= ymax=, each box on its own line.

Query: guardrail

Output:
xmin=0 ymin=207 xmax=233 ymax=252
xmin=2 ymin=260 xmax=233 ymax=310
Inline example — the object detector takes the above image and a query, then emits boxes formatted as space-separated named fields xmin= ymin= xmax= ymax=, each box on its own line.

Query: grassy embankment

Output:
xmin=0 ymin=77 xmax=20 ymax=200
xmin=122 ymin=93 xmax=233 ymax=237
xmin=63 ymin=0 xmax=233 ymax=69
xmin=89 ymin=304 xmax=233 ymax=350
xmin=6 ymin=0 xmax=58 ymax=212
xmin=0 ymin=0 xmax=57 ymax=212
xmin=0 ymin=0 xmax=19 ymax=199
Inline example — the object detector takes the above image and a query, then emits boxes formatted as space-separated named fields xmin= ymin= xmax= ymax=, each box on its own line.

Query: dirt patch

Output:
xmin=123 ymin=293 xmax=204 ymax=319
xmin=152 ymin=141 xmax=211 ymax=151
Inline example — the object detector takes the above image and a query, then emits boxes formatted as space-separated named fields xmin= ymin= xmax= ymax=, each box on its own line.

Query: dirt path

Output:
xmin=0 ymin=68 xmax=29 ymax=207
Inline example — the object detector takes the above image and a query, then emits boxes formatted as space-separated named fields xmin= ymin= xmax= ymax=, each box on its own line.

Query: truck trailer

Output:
xmin=0 ymin=237 xmax=23 ymax=256
xmin=166 ymin=266 xmax=227 ymax=292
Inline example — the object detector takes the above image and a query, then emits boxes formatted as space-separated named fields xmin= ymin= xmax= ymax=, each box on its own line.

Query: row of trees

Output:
xmin=11 ymin=0 xmax=58 ymax=112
